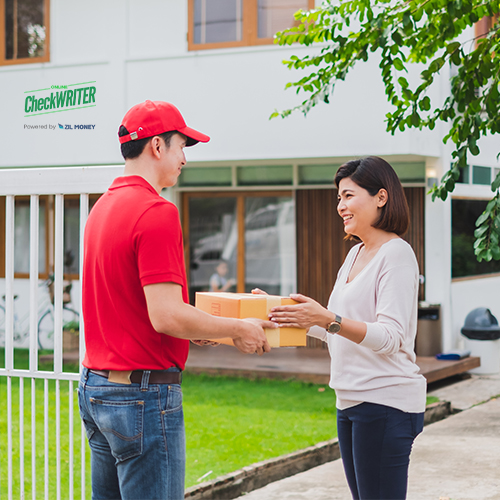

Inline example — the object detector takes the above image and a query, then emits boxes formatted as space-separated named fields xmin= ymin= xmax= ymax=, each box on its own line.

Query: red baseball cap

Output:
xmin=118 ymin=100 xmax=210 ymax=147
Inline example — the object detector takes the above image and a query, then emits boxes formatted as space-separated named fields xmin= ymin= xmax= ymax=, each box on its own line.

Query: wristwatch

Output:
xmin=326 ymin=314 xmax=342 ymax=334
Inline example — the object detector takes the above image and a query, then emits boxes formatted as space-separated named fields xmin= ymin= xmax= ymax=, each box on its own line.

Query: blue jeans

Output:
xmin=78 ymin=367 xmax=185 ymax=500
xmin=337 ymin=402 xmax=424 ymax=500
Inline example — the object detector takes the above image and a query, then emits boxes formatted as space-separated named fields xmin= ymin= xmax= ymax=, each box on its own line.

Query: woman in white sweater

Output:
xmin=266 ymin=157 xmax=426 ymax=500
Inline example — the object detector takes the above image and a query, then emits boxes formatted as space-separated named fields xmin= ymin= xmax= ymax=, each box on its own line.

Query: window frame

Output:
xmin=0 ymin=0 xmax=50 ymax=66
xmin=187 ymin=0 xmax=315 ymax=51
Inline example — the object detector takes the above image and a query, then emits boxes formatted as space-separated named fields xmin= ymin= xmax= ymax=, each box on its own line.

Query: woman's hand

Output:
xmin=251 ymin=288 xmax=268 ymax=296
xmin=269 ymin=293 xmax=329 ymax=330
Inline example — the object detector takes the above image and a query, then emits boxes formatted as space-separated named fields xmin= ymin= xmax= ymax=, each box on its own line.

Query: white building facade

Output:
xmin=1 ymin=0 xmax=499 ymax=354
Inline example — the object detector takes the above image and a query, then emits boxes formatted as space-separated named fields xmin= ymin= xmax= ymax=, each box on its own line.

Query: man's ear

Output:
xmin=377 ymin=189 xmax=388 ymax=208
xmin=149 ymin=136 xmax=162 ymax=159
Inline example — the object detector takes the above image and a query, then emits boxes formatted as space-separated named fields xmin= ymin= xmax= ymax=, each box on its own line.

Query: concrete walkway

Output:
xmin=237 ymin=374 xmax=500 ymax=500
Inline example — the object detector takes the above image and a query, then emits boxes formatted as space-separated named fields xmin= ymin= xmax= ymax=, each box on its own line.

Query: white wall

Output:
xmin=2 ymin=0 xmax=447 ymax=169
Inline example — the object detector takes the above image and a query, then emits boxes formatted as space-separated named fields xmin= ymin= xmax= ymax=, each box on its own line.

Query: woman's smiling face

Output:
xmin=337 ymin=177 xmax=385 ymax=239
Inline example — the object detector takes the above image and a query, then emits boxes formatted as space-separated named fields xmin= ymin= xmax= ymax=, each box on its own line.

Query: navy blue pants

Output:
xmin=337 ymin=402 xmax=424 ymax=500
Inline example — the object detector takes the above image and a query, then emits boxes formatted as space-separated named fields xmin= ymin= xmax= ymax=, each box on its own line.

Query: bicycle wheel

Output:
xmin=37 ymin=307 xmax=54 ymax=350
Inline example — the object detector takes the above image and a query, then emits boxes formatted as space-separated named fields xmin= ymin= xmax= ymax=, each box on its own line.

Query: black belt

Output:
xmin=89 ymin=369 xmax=182 ymax=385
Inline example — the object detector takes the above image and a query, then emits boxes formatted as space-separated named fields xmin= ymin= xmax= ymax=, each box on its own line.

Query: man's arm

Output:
xmin=143 ymin=282 xmax=273 ymax=355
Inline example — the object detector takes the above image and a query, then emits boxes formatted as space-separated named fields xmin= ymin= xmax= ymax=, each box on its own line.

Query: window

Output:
xmin=457 ymin=164 xmax=493 ymax=186
xmin=1 ymin=0 xmax=50 ymax=66
xmin=183 ymin=192 xmax=296 ymax=303
xmin=0 ymin=194 xmax=101 ymax=280
xmin=452 ymin=199 xmax=500 ymax=279
xmin=472 ymin=165 xmax=491 ymax=186
xmin=188 ymin=0 xmax=314 ymax=50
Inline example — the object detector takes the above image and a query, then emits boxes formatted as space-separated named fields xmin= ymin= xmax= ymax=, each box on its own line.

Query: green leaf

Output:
xmin=446 ymin=42 xmax=461 ymax=54
xmin=451 ymin=50 xmax=461 ymax=66
xmin=398 ymin=77 xmax=409 ymax=88
xmin=392 ymin=31 xmax=403 ymax=46
xmin=476 ymin=211 xmax=490 ymax=226
xmin=473 ymin=238 xmax=484 ymax=251
xmin=413 ymin=8 xmax=423 ymax=22
xmin=486 ymin=198 xmax=496 ymax=211
xmin=469 ymin=143 xmax=480 ymax=156
xmin=402 ymin=11 xmax=412 ymax=29
xmin=492 ymin=173 xmax=500 ymax=192
xmin=494 ymin=215 xmax=500 ymax=232
xmin=492 ymin=245 xmax=500 ymax=260
xmin=393 ymin=58 xmax=404 ymax=71
xmin=474 ymin=224 xmax=489 ymax=238
xmin=419 ymin=96 xmax=431 ymax=111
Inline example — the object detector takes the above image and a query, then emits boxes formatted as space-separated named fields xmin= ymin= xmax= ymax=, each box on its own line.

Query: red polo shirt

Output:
xmin=82 ymin=175 xmax=189 ymax=371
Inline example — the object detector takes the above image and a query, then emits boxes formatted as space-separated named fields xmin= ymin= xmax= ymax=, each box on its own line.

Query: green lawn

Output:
xmin=183 ymin=374 xmax=337 ymax=486
xmin=0 ymin=348 xmax=437 ymax=496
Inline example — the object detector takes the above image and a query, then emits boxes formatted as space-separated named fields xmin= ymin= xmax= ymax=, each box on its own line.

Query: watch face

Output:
xmin=327 ymin=322 xmax=341 ymax=334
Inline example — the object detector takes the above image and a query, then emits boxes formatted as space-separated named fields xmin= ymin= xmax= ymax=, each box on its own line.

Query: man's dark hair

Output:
xmin=334 ymin=156 xmax=410 ymax=237
xmin=118 ymin=126 xmax=177 ymax=160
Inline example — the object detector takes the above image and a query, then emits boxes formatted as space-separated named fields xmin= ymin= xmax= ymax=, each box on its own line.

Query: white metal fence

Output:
xmin=0 ymin=166 xmax=122 ymax=499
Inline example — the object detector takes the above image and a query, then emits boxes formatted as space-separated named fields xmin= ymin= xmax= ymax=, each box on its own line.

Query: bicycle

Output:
xmin=0 ymin=277 xmax=80 ymax=350
xmin=37 ymin=276 xmax=80 ymax=350
xmin=0 ymin=294 xmax=23 ymax=347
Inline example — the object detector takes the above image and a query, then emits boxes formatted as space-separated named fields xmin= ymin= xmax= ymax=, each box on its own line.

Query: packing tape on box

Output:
xmin=264 ymin=295 xmax=281 ymax=346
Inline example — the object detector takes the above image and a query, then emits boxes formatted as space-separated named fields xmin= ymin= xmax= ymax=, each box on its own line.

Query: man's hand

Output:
xmin=144 ymin=283 xmax=278 ymax=348
xmin=233 ymin=318 xmax=275 ymax=355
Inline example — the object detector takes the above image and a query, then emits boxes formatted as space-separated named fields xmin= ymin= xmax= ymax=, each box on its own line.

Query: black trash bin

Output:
xmin=461 ymin=308 xmax=500 ymax=374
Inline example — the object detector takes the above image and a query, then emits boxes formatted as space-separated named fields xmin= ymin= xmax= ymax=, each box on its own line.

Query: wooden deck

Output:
xmin=416 ymin=356 xmax=481 ymax=384
xmin=185 ymin=345 xmax=481 ymax=386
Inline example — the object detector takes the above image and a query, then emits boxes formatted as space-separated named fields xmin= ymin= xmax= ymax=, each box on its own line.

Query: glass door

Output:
xmin=183 ymin=192 xmax=295 ymax=304
xmin=244 ymin=195 xmax=295 ymax=295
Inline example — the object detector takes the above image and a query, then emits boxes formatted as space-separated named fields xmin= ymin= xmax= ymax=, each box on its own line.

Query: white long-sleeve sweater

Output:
xmin=308 ymin=238 xmax=427 ymax=413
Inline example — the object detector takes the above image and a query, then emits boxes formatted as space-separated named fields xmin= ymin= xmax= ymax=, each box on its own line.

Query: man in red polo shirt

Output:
xmin=78 ymin=100 xmax=273 ymax=500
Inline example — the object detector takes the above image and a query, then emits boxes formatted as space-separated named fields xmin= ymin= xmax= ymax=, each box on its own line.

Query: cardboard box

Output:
xmin=195 ymin=292 xmax=307 ymax=347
